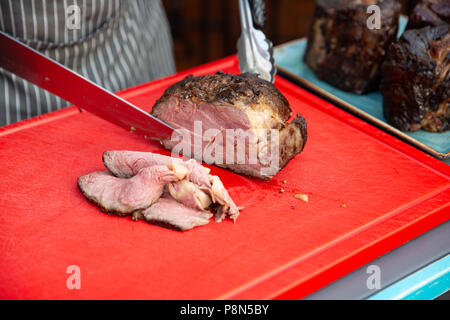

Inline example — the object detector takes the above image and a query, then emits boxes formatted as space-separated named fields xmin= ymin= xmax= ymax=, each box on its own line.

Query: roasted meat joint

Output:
xmin=304 ymin=0 xmax=402 ymax=94
xmin=381 ymin=24 xmax=450 ymax=132
xmin=151 ymin=72 xmax=308 ymax=180
xmin=381 ymin=0 xmax=449 ymax=132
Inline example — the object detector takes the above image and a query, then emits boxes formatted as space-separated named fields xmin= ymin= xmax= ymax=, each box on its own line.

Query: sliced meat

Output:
xmin=103 ymin=150 xmax=212 ymax=187
xmin=407 ymin=0 xmax=421 ymax=14
xmin=304 ymin=0 xmax=401 ymax=94
xmin=207 ymin=176 xmax=240 ymax=222
xmin=150 ymin=72 xmax=307 ymax=180
xmin=168 ymin=176 xmax=240 ymax=222
xmin=77 ymin=165 xmax=184 ymax=216
xmin=102 ymin=150 xmax=241 ymax=222
xmin=142 ymin=196 xmax=213 ymax=231
xmin=79 ymin=151 xmax=241 ymax=230
xmin=167 ymin=180 xmax=212 ymax=211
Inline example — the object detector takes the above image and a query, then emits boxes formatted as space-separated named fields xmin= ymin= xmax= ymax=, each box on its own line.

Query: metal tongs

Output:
xmin=237 ymin=0 xmax=276 ymax=83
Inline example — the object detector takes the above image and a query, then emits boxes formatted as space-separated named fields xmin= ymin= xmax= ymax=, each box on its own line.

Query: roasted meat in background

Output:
xmin=151 ymin=72 xmax=307 ymax=180
xmin=407 ymin=0 xmax=421 ymax=14
xmin=380 ymin=24 xmax=449 ymax=132
xmin=304 ymin=0 xmax=401 ymax=94
xmin=407 ymin=0 xmax=450 ymax=30
xmin=78 ymin=151 xmax=240 ymax=231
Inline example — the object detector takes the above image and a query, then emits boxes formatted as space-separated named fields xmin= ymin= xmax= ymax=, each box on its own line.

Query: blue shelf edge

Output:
xmin=367 ymin=254 xmax=450 ymax=300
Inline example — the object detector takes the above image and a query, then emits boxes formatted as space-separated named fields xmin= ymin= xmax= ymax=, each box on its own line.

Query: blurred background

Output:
xmin=162 ymin=0 xmax=410 ymax=71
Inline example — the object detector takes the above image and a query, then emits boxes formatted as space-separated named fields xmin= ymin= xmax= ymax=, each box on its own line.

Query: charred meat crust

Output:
xmin=292 ymin=114 xmax=308 ymax=152
xmin=380 ymin=25 xmax=450 ymax=132
xmin=144 ymin=219 xmax=184 ymax=232
xmin=102 ymin=152 xmax=113 ymax=175
xmin=153 ymin=72 xmax=292 ymax=122
xmin=407 ymin=0 xmax=450 ymax=30
xmin=273 ymin=114 xmax=308 ymax=177
xmin=304 ymin=0 xmax=401 ymax=94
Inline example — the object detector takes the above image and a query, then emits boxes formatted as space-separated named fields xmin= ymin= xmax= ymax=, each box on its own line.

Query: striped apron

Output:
xmin=0 ymin=0 xmax=176 ymax=126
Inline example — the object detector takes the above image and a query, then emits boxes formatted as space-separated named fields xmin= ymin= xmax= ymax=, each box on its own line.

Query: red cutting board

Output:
xmin=0 ymin=57 xmax=449 ymax=300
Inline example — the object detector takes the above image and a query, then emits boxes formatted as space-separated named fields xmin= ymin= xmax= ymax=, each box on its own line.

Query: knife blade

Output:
xmin=0 ymin=30 xmax=174 ymax=141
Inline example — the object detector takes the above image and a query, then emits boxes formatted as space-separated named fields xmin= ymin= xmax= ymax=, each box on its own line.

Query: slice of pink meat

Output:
xmin=142 ymin=196 xmax=213 ymax=231
xmin=77 ymin=165 xmax=180 ymax=216
xmin=103 ymin=151 xmax=211 ymax=187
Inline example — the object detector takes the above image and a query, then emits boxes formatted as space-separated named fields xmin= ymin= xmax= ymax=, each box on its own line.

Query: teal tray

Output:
xmin=274 ymin=17 xmax=449 ymax=159
xmin=368 ymin=254 xmax=450 ymax=300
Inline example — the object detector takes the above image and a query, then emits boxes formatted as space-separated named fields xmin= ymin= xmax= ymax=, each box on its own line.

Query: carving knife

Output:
xmin=0 ymin=30 xmax=174 ymax=141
